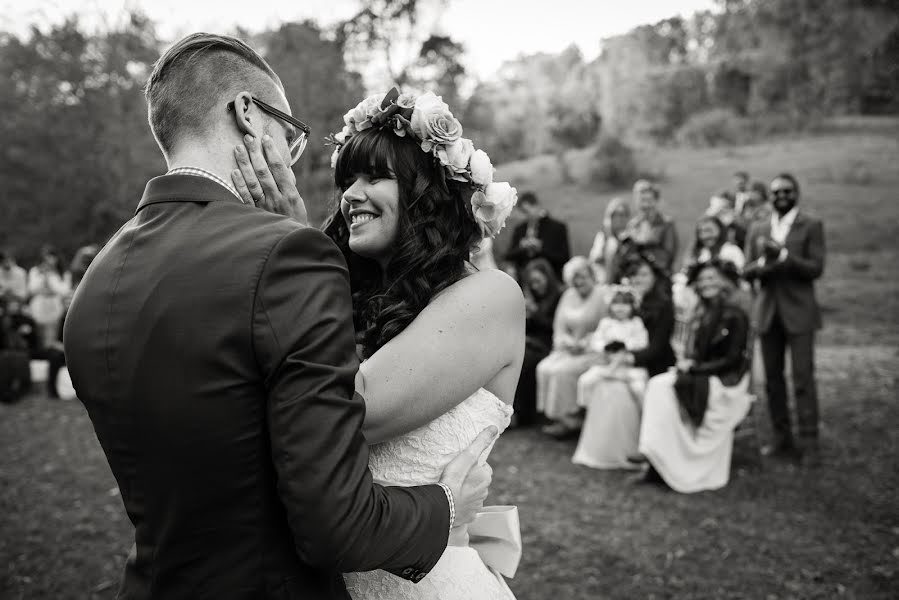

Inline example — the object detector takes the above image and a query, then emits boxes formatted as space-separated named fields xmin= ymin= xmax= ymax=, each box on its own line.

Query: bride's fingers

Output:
xmin=234 ymin=143 xmax=265 ymax=205
xmin=231 ymin=168 xmax=255 ymax=205
xmin=243 ymin=134 xmax=280 ymax=211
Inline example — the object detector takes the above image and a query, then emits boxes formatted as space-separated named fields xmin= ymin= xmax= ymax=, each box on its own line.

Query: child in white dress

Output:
xmin=585 ymin=289 xmax=649 ymax=398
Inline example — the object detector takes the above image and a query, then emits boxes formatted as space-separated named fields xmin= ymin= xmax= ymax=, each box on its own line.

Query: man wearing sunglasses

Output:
xmin=744 ymin=173 xmax=826 ymax=467
xmin=63 ymin=33 xmax=493 ymax=600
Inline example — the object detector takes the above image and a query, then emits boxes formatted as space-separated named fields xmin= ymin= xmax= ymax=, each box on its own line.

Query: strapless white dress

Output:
xmin=344 ymin=388 xmax=517 ymax=600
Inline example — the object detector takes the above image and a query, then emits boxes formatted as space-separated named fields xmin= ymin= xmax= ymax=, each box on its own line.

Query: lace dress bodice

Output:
xmin=344 ymin=388 xmax=516 ymax=600
xmin=368 ymin=387 xmax=512 ymax=487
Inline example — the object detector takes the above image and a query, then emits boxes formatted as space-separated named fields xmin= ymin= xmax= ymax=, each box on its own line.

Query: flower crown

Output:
xmin=327 ymin=88 xmax=517 ymax=238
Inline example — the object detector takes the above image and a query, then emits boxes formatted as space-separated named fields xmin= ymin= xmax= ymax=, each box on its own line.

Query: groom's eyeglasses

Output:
xmin=227 ymin=96 xmax=310 ymax=166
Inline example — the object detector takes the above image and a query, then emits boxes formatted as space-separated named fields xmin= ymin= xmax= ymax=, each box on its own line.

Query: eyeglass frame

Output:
xmin=227 ymin=96 xmax=311 ymax=166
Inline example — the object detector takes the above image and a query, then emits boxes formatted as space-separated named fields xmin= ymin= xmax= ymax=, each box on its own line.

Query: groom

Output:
xmin=64 ymin=33 xmax=494 ymax=599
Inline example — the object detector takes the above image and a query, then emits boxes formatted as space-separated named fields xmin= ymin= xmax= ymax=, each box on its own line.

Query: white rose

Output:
xmin=330 ymin=148 xmax=340 ymax=169
xmin=471 ymin=182 xmax=518 ymax=237
xmin=469 ymin=149 xmax=494 ymax=186
xmin=410 ymin=92 xmax=462 ymax=152
xmin=344 ymin=94 xmax=383 ymax=131
xmin=437 ymin=138 xmax=474 ymax=176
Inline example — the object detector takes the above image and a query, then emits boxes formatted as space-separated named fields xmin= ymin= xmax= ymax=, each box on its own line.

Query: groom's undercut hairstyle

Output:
xmin=145 ymin=33 xmax=283 ymax=155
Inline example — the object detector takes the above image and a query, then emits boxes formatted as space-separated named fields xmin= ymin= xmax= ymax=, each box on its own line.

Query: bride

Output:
xmin=236 ymin=88 xmax=525 ymax=599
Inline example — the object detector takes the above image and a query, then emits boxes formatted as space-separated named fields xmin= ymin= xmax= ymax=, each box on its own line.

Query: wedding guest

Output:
xmin=587 ymin=197 xmax=631 ymax=284
xmin=0 ymin=250 xmax=28 ymax=301
xmin=739 ymin=181 xmax=772 ymax=225
xmin=684 ymin=215 xmax=745 ymax=271
xmin=514 ymin=258 xmax=563 ymax=427
xmin=537 ymin=256 xmax=606 ymax=439
xmin=570 ymin=254 xmax=675 ymax=468
xmin=68 ymin=244 xmax=100 ymax=291
xmin=572 ymin=289 xmax=648 ymax=469
xmin=1 ymin=295 xmax=67 ymax=399
xmin=744 ymin=173 xmax=825 ymax=466
xmin=27 ymin=245 xmax=70 ymax=347
xmin=505 ymin=191 xmax=571 ymax=279
xmin=621 ymin=180 xmax=679 ymax=273
xmin=706 ymin=190 xmax=747 ymax=250
xmin=634 ymin=258 xmax=751 ymax=492
xmin=733 ymin=170 xmax=750 ymax=214
xmin=0 ymin=295 xmax=31 ymax=403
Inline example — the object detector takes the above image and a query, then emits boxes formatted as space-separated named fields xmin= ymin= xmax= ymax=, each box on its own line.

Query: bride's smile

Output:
xmin=341 ymin=173 xmax=400 ymax=265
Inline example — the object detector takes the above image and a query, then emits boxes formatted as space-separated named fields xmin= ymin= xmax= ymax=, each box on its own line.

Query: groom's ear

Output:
xmin=231 ymin=92 xmax=261 ymax=138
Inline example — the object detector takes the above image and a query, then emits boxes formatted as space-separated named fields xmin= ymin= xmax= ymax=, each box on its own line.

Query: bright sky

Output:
xmin=1 ymin=0 xmax=718 ymax=79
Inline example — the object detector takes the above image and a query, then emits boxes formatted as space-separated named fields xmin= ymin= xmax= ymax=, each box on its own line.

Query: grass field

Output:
xmin=2 ymin=123 xmax=898 ymax=599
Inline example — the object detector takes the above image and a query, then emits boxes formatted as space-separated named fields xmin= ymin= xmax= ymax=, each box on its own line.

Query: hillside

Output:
xmin=493 ymin=121 xmax=899 ymax=346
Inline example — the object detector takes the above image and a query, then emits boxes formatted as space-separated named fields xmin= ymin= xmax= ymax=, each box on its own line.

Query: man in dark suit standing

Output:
xmin=63 ymin=33 xmax=493 ymax=600
xmin=744 ymin=173 xmax=825 ymax=466
xmin=505 ymin=191 xmax=571 ymax=279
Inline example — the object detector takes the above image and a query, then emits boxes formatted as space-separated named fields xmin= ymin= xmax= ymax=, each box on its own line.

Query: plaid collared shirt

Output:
xmin=166 ymin=166 xmax=245 ymax=204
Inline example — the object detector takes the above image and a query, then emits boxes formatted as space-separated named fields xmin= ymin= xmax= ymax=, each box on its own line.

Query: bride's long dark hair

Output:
xmin=323 ymin=127 xmax=482 ymax=358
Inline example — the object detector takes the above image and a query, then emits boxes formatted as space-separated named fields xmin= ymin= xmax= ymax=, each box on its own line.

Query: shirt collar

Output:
xmin=166 ymin=166 xmax=244 ymax=204
xmin=771 ymin=206 xmax=799 ymax=229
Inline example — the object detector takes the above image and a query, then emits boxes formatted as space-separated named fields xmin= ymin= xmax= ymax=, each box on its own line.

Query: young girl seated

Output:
xmin=584 ymin=289 xmax=649 ymax=397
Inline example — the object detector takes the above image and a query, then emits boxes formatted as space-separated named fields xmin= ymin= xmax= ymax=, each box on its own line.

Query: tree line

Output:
xmin=2 ymin=0 xmax=897 ymax=261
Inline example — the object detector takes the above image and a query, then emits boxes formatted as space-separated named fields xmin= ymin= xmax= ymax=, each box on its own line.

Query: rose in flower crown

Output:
xmin=328 ymin=88 xmax=517 ymax=238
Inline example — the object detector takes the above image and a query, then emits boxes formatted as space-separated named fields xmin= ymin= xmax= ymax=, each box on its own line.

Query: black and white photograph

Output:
xmin=1 ymin=0 xmax=898 ymax=598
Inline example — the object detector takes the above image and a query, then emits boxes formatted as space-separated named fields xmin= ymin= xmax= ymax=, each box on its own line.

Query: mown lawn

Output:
xmin=2 ymin=125 xmax=898 ymax=599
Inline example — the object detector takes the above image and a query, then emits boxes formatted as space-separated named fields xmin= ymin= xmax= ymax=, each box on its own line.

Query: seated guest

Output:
xmin=685 ymin=215 xmax=745 ymax=271
xmin=513 ymin=258 xmax=562 ymax=427
xmin=0 ymin=295 xmax=31 ymax=403
xmin=2 ymin=295 xmax=67 ymax=399
xmin=587 ymin=197 xmax=630 ymax=284
xmin=571 ymin=254 xmax=675 ymax=469
xmin=505 ymin=191 xmax=571 ymax=279
xmin=635 ymin=258 xmax=752 ymax=492
xmin=620 ymin=180 xmax=679 ymax=274
xmin=0 ymin=250 xmax=28 ymax=301
xmin=537 ymin=256 xmax=607 ymax=439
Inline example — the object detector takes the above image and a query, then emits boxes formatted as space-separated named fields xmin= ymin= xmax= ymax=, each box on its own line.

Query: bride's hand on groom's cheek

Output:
xmin=232 ymin=134 xmax=308 ymax=225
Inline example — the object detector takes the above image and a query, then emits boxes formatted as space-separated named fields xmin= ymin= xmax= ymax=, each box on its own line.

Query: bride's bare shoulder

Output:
xmin=438 ymin=268 xmax=524 ymax=315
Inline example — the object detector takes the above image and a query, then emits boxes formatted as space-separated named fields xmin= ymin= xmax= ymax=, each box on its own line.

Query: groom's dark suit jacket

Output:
xmin=64 ymin=174 xmax=450 ymax=600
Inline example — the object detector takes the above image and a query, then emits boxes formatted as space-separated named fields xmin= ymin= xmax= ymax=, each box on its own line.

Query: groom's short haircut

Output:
xmin=145 ymin=33 xmax=283 ymax=156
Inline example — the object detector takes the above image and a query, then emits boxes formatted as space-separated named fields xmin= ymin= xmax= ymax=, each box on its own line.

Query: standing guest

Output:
xmin=505 ymin=191 xmax=571 ymax=279
xmin=744 ymin=173 xmax=826 ymax=466
xmin=739 ymin=181 xmax=772 ymax=226
xmin=537 ymin=257 xmax=607 ymax=439
xmin=733 ymin=171 xmax=750 ymax=214
xmin=634 ymin=258 xmax=751 ymax=492
xmin=707 ymin=190 xmax=747 ymax=250
xmin=684 ymin=215 xmax=745 ymax=271
xmin=571 ymin=253 xmax=675 ymax=468
xmin=587 ymin=197 xmax=631 ymax=284
xmin=27 ymin=245 xmax=70 ymax=348
xmin=514 ymin=258 xmax=563 ymax=427
xmin=0 ymin=251 xmax=28 ymax=300
xmin=621 ymin=180 xmax=679 ymax=274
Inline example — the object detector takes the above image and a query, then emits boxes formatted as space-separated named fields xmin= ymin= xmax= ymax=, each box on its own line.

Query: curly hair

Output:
xmin=323 ymin=127 xmax=482 ymax=358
